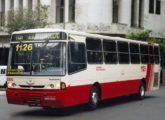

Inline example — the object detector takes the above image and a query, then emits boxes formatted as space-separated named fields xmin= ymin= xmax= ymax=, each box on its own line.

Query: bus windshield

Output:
xmin=7 ymin=42 xmax=66 ymax=76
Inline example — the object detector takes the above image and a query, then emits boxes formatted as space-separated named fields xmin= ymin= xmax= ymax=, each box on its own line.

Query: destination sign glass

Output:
xmin=12 ymin=32 xmax=67 ymax=41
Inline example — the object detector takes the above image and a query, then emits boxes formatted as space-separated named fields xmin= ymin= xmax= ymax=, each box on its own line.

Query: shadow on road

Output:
xmin=12 ymin=95 xmax=156 ymax=117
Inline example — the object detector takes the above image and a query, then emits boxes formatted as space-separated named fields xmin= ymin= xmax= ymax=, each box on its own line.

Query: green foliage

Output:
xmin=125 ymin=30 xmax=152 ymax=41
xmin=6 ymin=4 xmax=50 ymax=34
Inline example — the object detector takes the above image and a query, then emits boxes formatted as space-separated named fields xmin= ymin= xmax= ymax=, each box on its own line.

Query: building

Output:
xmin=0 ymin=0 xmax=165 ymax=38
xmin=0 ymin=0 xmax=165 ymax=85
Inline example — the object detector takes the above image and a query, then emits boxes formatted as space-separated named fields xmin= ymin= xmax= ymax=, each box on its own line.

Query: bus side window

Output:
xmin=130 ymin=43 xmax=140 ymax=64
xmin=103 ymin=40 xmax=117 ymax=64
xmin=68 ymin=42 xmax=87 ymax=74
xmin=140 ymin=44 xmax=149 ymax=64
xmin=117 ymin=41 xmax=129 ymax=64
xmin=86 ymin=38 xmax=103 ymax=64
xmin=154 ymin=46 xmax=160 ymax=64
xmin=149 ymin=45 xmax=154 ymax=64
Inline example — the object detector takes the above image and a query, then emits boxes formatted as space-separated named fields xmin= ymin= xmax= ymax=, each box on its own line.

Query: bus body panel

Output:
xmin=6 ymin=29 xmax=160 ymax=108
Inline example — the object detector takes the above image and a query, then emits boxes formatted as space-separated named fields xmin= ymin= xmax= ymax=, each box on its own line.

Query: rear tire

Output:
xmin=136 ymin=82 xmax=145 ymax=100
xmin=88 ymin=86 xmax=99 ymax=110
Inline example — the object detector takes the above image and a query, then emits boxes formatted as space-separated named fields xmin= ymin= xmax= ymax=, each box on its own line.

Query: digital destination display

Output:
xmin=12 ymin=32 xmax=67 ymax=41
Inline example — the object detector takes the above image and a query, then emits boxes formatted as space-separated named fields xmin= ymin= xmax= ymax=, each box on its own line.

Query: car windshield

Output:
xmin=7 ymin=42 xmax=66 ymax=76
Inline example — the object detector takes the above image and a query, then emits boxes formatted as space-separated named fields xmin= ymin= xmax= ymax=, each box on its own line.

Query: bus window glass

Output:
xmin=141 ymin=55 xmax=149 ymax=64
xmin=130 ymin=43 xmax=139 ymax=53
xmin=104 ymin=53 xmax=117 ymax=63
xmin=154 ymin=46 xmax=160 ymax=64
xmin=154 ymin=46 xmax=159 ymax=55
xmin=103 ymin=40 xmax=117 ymax=64
xmin=149 ymin=46 xmax=154 ymax=64
xmin=8 ymin=43 xmax=66 ymax=76
xmin=86 ymin=38 xmax=103 ymax=64
xmin=117 ymin=42 xmax=128 ymax=52
xmin=130 ymin=43 xmax=140 ymax=64
xmin=103 ymin=40 xmax=116 ymax=52
xmin=140 ymin=45 xmax=148 ymax=54
xmin=140 ymin=44 xmax=149 ymax=64
xmin=118 ymin=53 xmax=129 ymax=63
xmin=117 ymin=42 xmax=129 ymax=64
xmin=70 ymin=43 xmax=86 ymax=63
xmin=86 ymin=38 xmax=101 ymax=51
xmin=68 ymin=42 xmax=86 ymax=74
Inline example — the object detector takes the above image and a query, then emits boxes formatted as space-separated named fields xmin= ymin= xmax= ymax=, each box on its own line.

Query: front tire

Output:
xmin=88 ymin=86 xmax=99 ymax=110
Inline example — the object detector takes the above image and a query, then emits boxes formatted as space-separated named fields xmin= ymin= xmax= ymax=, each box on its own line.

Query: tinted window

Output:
xmin=103 ymin=40 xmax=117 ymax=64
xmin=86 ymin=38 xmax=103 ymax=64
xmin=154 ymin=46 xmax=159 ymax=55
xmin=86 ymin=38 xmax=102 ymax=51
xmin=117 ymin=42 xmax=129 ymax=64
xmin=149 ymin=46 xmax=154 ymax=64
xmin=154 ymin=46 xmax=160 ymax=64
xmin=104 ymin=53 xmax=117 ymax=64
xmin=130 ymin=43 xmax=139 ymax=53
xmin=70 ymin=43 xmax=86 ymax=63
xmin=131 ymin=54 xmax=140 ymax=63
xmin=103 ymin=40 xmax=116 ymax=52
xmin=68 ymin=42 xmax=87 ymax=74
xmin=118 ymin=54 xmax=129 ymax=63
xmin=149 ymin=46 xmax=154 ymax=54
xmin=140 ymin=44 xmax=149 ymax=64
xmin=141 ymin=55 xmax=149 ymax=64
xmin=117 ymin=42 xmax=128 ymax=52
xmin=130 ymin=43 xmax=140 ymax=64
xmin=140 ymin=45 xmax=148 ymax=54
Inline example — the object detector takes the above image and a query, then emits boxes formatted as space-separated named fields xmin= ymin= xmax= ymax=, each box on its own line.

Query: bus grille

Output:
xmin=153 ymin=72 xmax=159 ymax=87
xmin=19 ymin=85 xmax=45 ymax=89
xmin=20 ymin=92 xmax=42 ymax=106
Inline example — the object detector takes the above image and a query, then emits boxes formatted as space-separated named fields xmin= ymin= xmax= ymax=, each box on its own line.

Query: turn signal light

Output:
xmin=61 ymin=82 xmax=66 ymax=90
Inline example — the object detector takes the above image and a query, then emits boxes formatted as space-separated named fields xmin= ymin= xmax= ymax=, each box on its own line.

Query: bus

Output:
xmin=0 ymin=44 xmax=9 ymax=88
xmin=6 ymin=29 xmax=160 ymax=110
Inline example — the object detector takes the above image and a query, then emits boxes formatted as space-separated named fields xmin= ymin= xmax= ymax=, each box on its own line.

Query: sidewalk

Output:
xmin=0 ymin=91 xmax=6 ymax=95
xmin=0 ymin=88 xmax=6 ymax=95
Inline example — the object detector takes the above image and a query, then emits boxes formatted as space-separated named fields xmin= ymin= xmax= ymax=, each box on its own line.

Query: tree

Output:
xmin=6 ymin=4 xmax=50 ymax=34
xmin=125 ymin=29 xmax=152 ymax=41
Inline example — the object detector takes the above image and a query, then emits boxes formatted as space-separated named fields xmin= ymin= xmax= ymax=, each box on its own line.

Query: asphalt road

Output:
xmin=0 ymin=87 xmax=165 ymax=120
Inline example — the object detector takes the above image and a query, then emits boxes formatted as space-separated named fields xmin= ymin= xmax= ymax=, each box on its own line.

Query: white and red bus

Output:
xmin=6 ymin=29 xmax=160 ymax=109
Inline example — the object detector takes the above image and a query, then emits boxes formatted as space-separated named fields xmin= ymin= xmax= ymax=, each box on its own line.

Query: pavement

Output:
xmin=0 ymin=88 xmax=6 ymax=95
xmin=0 ymin=91 xmax=6 ymax=95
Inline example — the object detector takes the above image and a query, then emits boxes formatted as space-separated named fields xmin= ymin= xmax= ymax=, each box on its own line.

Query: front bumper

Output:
xmin=6 ymin=89 xmax=71 ymax=107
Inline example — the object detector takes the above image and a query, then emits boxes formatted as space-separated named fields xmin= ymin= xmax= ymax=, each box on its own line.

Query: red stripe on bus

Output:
xmin=6 ymin=79 xmax=141 ymax=107
xmin=146 ymin=64 xmax=154 ymax=91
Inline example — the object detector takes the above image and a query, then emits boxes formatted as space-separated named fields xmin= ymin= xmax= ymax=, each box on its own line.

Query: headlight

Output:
xmin=47 ymin=83 xmax=61 ymax=89
xmin=7 ymin=82 xmax=17 ymax=88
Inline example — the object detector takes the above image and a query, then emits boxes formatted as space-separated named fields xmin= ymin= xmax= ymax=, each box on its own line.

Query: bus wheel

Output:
xmin=88 ymin=86 xmax=99 ymax=110
xmin=137 ymin=82 xmax=145 ymax=100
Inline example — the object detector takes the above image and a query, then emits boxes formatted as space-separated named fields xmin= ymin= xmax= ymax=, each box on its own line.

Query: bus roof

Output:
xmin=12 ymin=28 xmax=159 ymax=46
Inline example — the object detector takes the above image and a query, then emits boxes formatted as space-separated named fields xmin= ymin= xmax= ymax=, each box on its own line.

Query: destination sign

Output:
xmin=12 ymin=32 xmax=67 ymax=41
